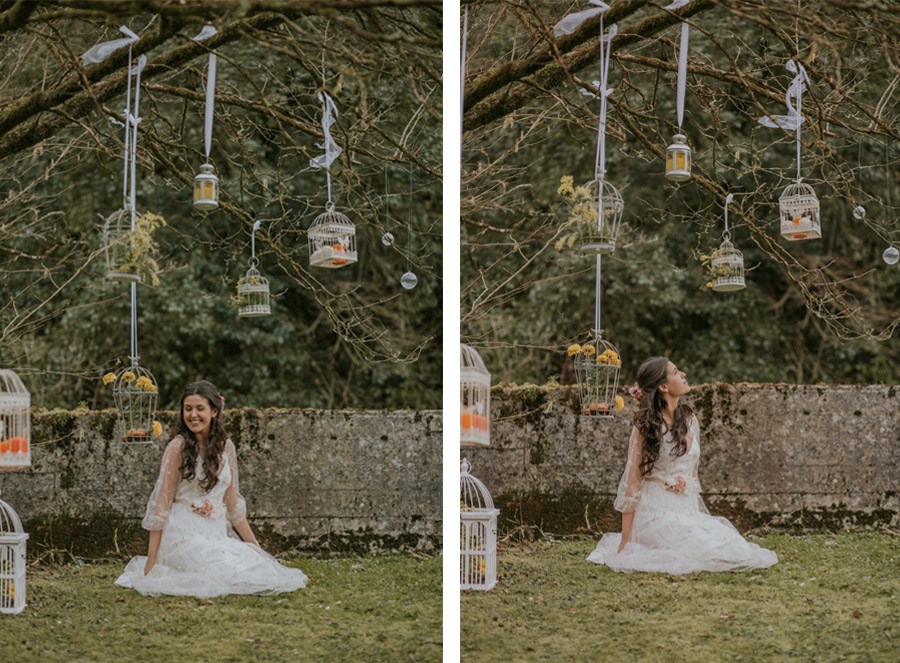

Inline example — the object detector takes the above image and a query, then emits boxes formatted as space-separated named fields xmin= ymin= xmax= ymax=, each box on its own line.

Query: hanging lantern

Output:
xmin=665 ymin=133 xmax=692 ymax=182
xmin=0 ymin=370 xmax=30 ymax=470
xmin=572 ymin=336 xmax=622 ymax=417
xmin=460 ymin=458 xmax=498 ymax=591
xmin=112 ymin=360 xmax=158 ymax=443
xmin=460 ymin=344 xmax=490 ymax=447
xmin=575 ymin=178 xmax=624 ymax=255
xmin=309 ymin=204 xmax=358 ymax=269
xmin=779 ymin=180 xmax=821 ymax=241
xmin=193 ymin=163 xmax=219 ymax=211
xmin=0 ymin=492 xmax=28 ymax=615
xmin=237 ymin=263 xmax=271 ymax=317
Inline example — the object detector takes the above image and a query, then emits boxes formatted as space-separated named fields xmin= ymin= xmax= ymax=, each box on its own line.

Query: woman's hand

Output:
xmin=617 ymin=539 xmax=628 ymax=554
xmin=144 ymin=557 xmax=155 ymax=575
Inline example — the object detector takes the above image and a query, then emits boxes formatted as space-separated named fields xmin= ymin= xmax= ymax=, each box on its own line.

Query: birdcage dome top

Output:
xmin=585 ymin=177 xmax=624 ymax=208
xmin=309 ymin=205 xmax=354 ymax=234
xmin=460 ymin=458 xmax=495 ymax=510
xmin=239 ymin=264 xmax=269 ymax=286
xmin=780 ymin=180 xmax=816 ymax=198
xmin=0 ymin=491 xmax=24 ymax=536
xmin=460 ymin=344 xmax=489 ymax=378
xmin=716 ymin=238 xmax=741 ymax=255
xmin=0 ymin=370 xmax=27 ymax=397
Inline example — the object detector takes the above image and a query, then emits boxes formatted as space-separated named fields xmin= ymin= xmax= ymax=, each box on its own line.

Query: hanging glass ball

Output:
xmin=400 ymin=271 xmax=418 ymax=290
xmin=381 ymin=232 xmax=395 ymax=246
xmin=852 ymin=205 xmax=866 ymax=220
xmin=883 ymin=246 xmax=899 ymax=265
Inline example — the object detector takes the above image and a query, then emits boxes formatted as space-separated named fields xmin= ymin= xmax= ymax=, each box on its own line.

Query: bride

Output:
xmin=116 ymin=380 xmax=307 ymax=597
xmin=588 ymin=357 xmax=777 ymax=573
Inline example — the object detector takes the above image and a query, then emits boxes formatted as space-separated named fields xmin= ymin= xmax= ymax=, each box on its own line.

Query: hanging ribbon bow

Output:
xmin=310 ymin=92 xmax=342 ymax=171
xmin=553 ymin=0 xmax=610 ymax=38
xmin=758 ymin=60 xmax=808 ymax=131
xmin=192 ymin=24 xmax=218 ymax=43
xmin=192 ymin=25 xmax=218 ymax=162
xmin=81 ymin=25 xmax=139 ymax=65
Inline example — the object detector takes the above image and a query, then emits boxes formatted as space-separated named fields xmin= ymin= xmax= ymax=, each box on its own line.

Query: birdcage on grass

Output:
xmin=0 ymin=370 xmax=30 ymax=470
xmin=309 ymin=204 xmax=357 ymax=268
xmin=0 ymin=492 xmax=28 ymax=615
xmin=112 ymin=360 xmax=158 ymax=443
xmin=574 ymin=178 xmax=624 ymax=255
xmin=193 ymin=163 xmax=219 ymax=211
xmin=779 ymin=180 xmax=821 ymax=241
xmin=572 ymin=337 xmax=622 ymax=417
xmin=237 ymin=262 xmax=271 ymax=318
xmin=460 ymin=344 xmax=490 ymax=447
xmin=460 ymin=458 xmax=498 ymax=591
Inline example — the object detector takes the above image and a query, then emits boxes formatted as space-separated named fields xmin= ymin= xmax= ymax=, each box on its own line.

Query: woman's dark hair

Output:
xmin=170 ymin=380 xmax=226 ymax=492
xmin=633 ymin=356 xmax=693 ymax=478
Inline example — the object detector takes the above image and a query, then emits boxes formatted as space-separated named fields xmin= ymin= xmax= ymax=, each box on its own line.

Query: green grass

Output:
xmin=1 ymin=555 xmax=441 ymax=662
xmin=461 ymin=533 xmax=898 ymax=662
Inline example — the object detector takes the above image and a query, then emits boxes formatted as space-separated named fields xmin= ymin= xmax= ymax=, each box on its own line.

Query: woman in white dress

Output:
xmin=588 ymin=357 xmax=777 ymax=573
xmin=116 ymin=380 xmax=307 ymax=597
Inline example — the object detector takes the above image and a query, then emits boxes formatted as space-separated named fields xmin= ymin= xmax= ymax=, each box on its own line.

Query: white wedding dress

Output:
xmin=588 ymin=417 xmax=777 ymax=573
xmin=116 ymin=436 xmax=307 ymax=597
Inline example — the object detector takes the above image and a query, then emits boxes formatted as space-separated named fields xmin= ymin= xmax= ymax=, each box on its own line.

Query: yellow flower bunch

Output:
xmin=121 ymin=371 xmax=136 ymax=383
xmin=102 ymin=372 xmax=116 ymax=385
xmin=597 ymin=349 xmax=621 ymax=366
xmin=581 ymin=344 xmax=596 ymax=356
xmin=152 ymin=421 xmax=163 ymax=437
xmin=557 ymin=175 xmax=575 ymax=197
xmin=133 ymin=376 xmax=158 ymax=392
xmin=615 ymin=396 xmax=625 ymax=411
xmin=566 ymin=344 xmax=582 ymax=357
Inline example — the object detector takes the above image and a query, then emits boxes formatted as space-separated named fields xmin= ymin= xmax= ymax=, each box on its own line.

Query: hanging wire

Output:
xmin=795 ymin=0 xmax=802 ymax=182
xmin=724 ymin=193 xmax=734 ymax=240
xmin=407 ymin=168 xmax=413 ymax=271
xmin=461 ymin=7 xmax=468 ymax=145
xmin=322 ymin=22 xmax=332 ymax=206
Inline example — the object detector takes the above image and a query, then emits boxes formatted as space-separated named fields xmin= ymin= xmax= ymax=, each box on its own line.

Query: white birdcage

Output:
xmin=460 ymin=344 xmax=490 ymax=447
xmin=779 ymin=180 xmax=821 ymax=241
xmin=113 ymin=360 xmax=158 ymax=443
xmin=308 ymin=204 xmax=357 ymax=269
xmin=573 ymin=337 xmax=622 ymax=417
xmin=710 ymin=239 xmax=745 ymax=292
xmin=665 ymin=133 xmax=692 ymax=182
xmin=0 ymin=491 xmax=28 ymax=615
xmin=460 ymin=458 xmax=498 ymax=591
xmin=193 ymin=163 xmax=219 ymax=211
xmin=575 ymin=178 xmax=624 ymax=255
xmin=237 ymin=262 xmax=271 ymax=317
xmin=102 ymin=208 xmax=142 ymax=283
xmin=0 ymin=370 xmax=30 ymax=470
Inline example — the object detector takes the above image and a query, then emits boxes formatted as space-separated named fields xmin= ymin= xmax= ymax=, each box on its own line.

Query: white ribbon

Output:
xmin=192 ymin=24 xmax=218 ymax=42
xmin=251 ymin=220 xmax=261 ymax=259
xmin=664 ymin=2 xmax=691 ymax=130
xmin=310 ymin=92 xmax=342 ymax=171
xmin=81 ymin=25 xmax=139 ymax=65
xmin=553 ymin=0 xmax=610 ymax=38
xmin=724 ymin=192 xmax=734 ymax=236
xmin=757 ymin=60 xmax=808 ymax=132
xmin=594 ymin=20 xmax=617 ymax=179
xmin=203 ymin=54 xmax=217 ymax=160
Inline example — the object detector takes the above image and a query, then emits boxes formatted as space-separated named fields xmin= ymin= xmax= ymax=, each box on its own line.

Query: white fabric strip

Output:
xmin=204 ymin=54 xmax=217 ymax=160
xmin=676 ymin=22 xmax=689 ymax=129
xmin=553 ymin=0 xmax=610 ymax=38
xmin=81 ymin=25 xmax=139 ymax=65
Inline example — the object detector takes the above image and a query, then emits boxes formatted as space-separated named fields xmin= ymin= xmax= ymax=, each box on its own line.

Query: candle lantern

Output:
xmin=193 ymin=163 xmax=219 ymax=211
xmin=665 ymin=133 xmax=692 ymax=182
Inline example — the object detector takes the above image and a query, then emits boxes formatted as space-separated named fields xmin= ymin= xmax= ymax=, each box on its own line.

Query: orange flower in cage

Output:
xmin=102 ymin=372 xmax=117 ymax=385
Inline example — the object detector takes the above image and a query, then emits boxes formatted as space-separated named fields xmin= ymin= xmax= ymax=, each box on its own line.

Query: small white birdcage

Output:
xmin=665 ymin=133 xmax=692 ymax=182
xmin=0 ymin=491 xmax=28 ymax=615
xmin=113 ymin=360 xmax=158 ymax=443
xmin=308 ymin=204 xmax=357 ymax=269
xmin=102 ymin=208 xmax=142 ymax=283
xmin=237 ymin=262 xmax=271 ymax=317
xmin=779 ymin=180 xmax=821 ymax=241
xmin=0 ymin=370 xmax=30 ymax=470
xmin=573 ymin=337 xmax=622 ymax=417
xmin=575 ymin=178 xmax=624 ymax=255
xmin=709 ymin=239 xmax=745 ymax=292
xmin=460 ymin=458 xmax=498 ymax=591
xmin=460 ymin=344 xmax=490 ymax=447
xmin=193 ymin=163 xmax=219 ymax=211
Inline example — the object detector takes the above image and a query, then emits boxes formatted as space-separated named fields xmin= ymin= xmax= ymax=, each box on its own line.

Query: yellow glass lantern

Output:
xmin=193 ymin=163 xmax=219 ymax=211
xmin=665 ymin=133 xmax=692 ymax=182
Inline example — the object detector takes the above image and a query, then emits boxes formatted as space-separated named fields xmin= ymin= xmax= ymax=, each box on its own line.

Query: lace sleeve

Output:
xmin=614 ymin=426 xmax=644 ymax=513
xmin=224 ymin=439 xmax=248 ymax=525
xmin=142 ymin=437 xmax=184 ymax=531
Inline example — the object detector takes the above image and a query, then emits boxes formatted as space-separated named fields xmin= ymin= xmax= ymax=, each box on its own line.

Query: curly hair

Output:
xmin=169 ymin=380 xmax=227 ymax=492
xmin=632 ymin=356 xmax=693 ymax=478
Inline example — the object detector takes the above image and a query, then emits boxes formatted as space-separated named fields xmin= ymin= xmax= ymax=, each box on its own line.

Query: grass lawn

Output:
xmin=461 ymin=532 xmax=898 ymax=662
xmin=1 ymin=554 xmax=441 ymax=662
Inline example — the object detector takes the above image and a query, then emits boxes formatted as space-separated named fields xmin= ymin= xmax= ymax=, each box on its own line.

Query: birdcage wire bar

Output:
xmin=573 ymin=337 xmax=621 ymax=417
xmin=460 ymin=344 xmax=490 ymax=447
xmin=308 ymin=205 xmax=358 ymax=268
xmin=0 ymin=492 xmax=28 ymax=615
xmin=0 ymin=370 xmax=30 ymax=470
xmin=113 ymin=360 xmax=158 ymax=443
xmin=460 ymin=458 xmax=498 ymax=591
xmin=779 ymin=180 xmax=821 ymax=241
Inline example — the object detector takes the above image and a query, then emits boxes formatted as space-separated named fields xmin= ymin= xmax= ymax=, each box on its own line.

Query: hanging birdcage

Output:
xmin=193 ymin=163 xmax=219 ymax=211
xmin=573 ymin=337 xmax=622 ymax=417
xmin=665 ymin=133 xmax=692 ymax=182
xmin=113 ymin=360 xmax=158 ymax=443
xmin=574 ymin=178 xmax=624 ymax=255
xmin=0 ymin=491 xmax=28 ymax=615
xmin=102 ymin=208 xmax=142 ymax=283
xmin=709 ymin=239 xmax=745 ymax=292
xmin=460 ymin=458 xmax=498 ymax=591
xmin=236 ymin=262 xmax=271 ymax=317
xmin=308 ymin=204 xmax=357 ymax=269
xmin=460 ymin=344 xmax=490 ymax=447
xmin=0 ymin=370 xmax=30 ymax=470
xmin=779 ymin=180 xmax=821 ymax=241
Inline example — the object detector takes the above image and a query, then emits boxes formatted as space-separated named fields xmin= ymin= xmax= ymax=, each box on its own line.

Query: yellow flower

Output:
xmin=582 ymin=344 xmax=596 ymax=356
xmin=121 ymin=371 xmax=136 ymax=383
xmin=566 ymin=344 xmax=582 ymax=357
xmin=134 ymin=376 xmax=155 ymax=392
xmin=102 ymin=372 xmax=116 ymax=385
xmin=615 ymin=396 xmax=625 ymax=411
xmin=606 ymin=350 xmax=619 ymax=362
xmin=597 ymin=355 xmax=609 ymax=365
xmin=152 ymin=421 xmax=163 ymax=437
xmin=706 ymin=282 xmax=713 ymax=288
xmin=557 ymin=175 xmax=575 ymax=197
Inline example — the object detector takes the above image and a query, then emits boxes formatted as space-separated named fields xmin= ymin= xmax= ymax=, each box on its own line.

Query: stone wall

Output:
xmin=0 ymin=408 xmax=442 ymax=558
xmin=463 ymin=384 xmax=898 ymax=535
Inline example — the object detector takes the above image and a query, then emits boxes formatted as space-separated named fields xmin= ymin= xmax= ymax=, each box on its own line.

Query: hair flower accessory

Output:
xmin=628 ymin=382 xmax=644 ymax=401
